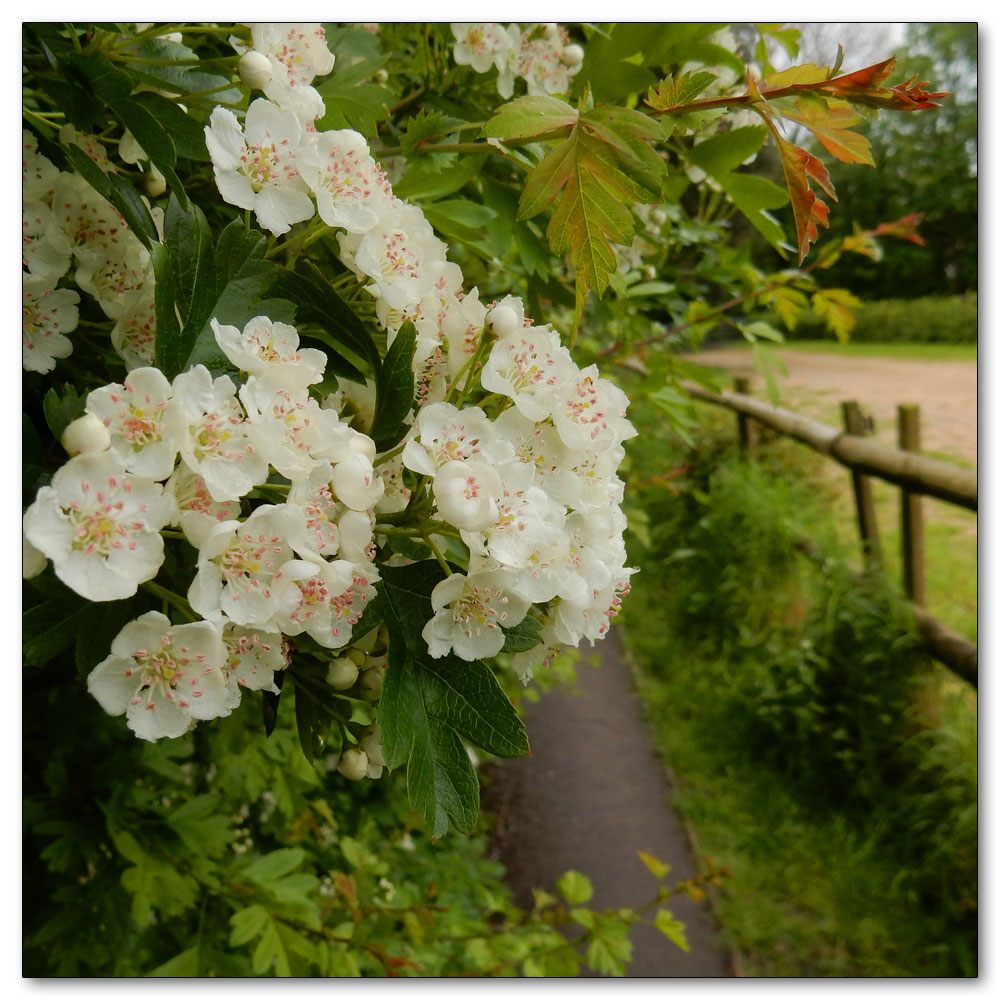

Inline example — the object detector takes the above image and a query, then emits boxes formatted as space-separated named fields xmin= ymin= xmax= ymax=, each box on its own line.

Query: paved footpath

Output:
xmin=483 ymin=628 xmax=734 ymax=978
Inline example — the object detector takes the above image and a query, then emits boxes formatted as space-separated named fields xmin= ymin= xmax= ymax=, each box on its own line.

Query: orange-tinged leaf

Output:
xmin=778 ymin=139 xmax=834 ymax=263
xmin=779 ymin=97 xmax=874 ymax=166
xmin=870 ymin=212 xmax=926 ymax=245
xmin=824 ymin=56 xmax=897 ymax=96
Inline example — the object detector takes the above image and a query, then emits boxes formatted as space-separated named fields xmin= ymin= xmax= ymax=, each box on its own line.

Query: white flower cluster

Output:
xmin=22 ymin=128 xmax=159 ymax=373
xmin=451 ymin=23 xmax=584 ymax=98
xmin=197 ymin=28 xmax=637 ymax=681
xmin=232 ymin=23 xmax=335 ymax=125
xmin=23 ymin=317 xmax=383 ymax=741
xmin=24 ymin=22 xmax=636 ymax=749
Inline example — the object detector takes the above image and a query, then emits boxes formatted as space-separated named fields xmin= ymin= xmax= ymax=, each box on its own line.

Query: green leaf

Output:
xmin=482 ymin=95 xmax=578 ymax=140
xmin=556 ymin=869 xmax=594 ymax=905
xmin=107 ymin=96 xmax=186 ymax=207
xmin=399 ymin=109 xmax=468 ymax=152
xmin=585 ymin=915 xmax=634 ymax=977
xmin=242 ymin=848 xmax=307 ymax=886
xmin=150 ymin=242 xmax=181 ymax=379
xmin=294 ymin=678 xmax=332 ymax=763
xmin=654 ymin=908 xmax=691 ymax=952
xmin=516 ymin=106 xmax=666 ymax=296
xmin=146 ymin=946 xmax=200 ymax=977
xmin=41 ymin=384 xmax=85 ymax=440
xmin=751 ymin=342 xmax=788 ymax=405
xmin=376 ymin=562 xmax=529 ymax=837
xmin=369 ymin=320 xmax=415 ymax=452
xmin=686 ymin=127 xmax=789 ymax=250
xmin=23 ymin=597 xmax=90 ymax=666
xmin=167 ymin=795 xmax=232 ymax=858
xmin=270 ymin=265 xmax=379 ymax=381
xmin=500 ymin=614 xmax=543 ymax=653
xmin=392 ymin=157 xmax=482 ymax=203
xmin=421 ymin=199 xmax=498 ymax=246
xmin=124 ymin=37 xmax=241 ymax=110
xmin=314 ymin=58 xmax=391 ymax=139
xmin=165 ymin=194 xmax=215 ymax=332
xmin=130 ymin=91 xmax=210 ymax=161
xmin=110 ymin=827 xmax=199 ymax=925
xmin=638 ymin=850 xmax=671 ymax=879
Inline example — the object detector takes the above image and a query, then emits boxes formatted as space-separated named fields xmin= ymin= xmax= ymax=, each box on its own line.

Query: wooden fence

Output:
xmin=682 ymin=377 xmax=978 ymax=687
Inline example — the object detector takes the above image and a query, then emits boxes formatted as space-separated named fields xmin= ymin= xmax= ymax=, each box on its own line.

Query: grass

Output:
xmin=775 ymin=340 xmax=978 ymax=362
xmin=618 ymin=390 xmax=978 ymax=977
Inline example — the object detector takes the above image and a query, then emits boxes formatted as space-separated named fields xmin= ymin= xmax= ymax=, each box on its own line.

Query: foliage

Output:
xmin=814 ymin=23 xmax=977 ymax=299
xmin=620 ymin=396 xmax=977 ymax=975
xmin=780 ymin=292 xmax=977 ymax=344
xmin=22 ymin=20 xmax=949 ymax=977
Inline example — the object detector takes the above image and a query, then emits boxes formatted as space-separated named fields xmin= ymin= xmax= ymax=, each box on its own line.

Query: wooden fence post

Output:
xmin=898 ymin=404 xmax=926 ymax=605
xmin=734 ymin=376 xmax=756 ymax=456
xmin=841 ymin=400 xmax=882 ymax=566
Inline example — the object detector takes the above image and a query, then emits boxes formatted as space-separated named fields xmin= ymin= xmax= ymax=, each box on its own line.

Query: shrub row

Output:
xmin=787 ymin=293 xmax=977 ymax=343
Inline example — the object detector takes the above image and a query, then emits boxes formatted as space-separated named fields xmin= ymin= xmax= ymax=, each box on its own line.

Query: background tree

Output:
xmin=810 ymin=22 xmax=977 ymax=298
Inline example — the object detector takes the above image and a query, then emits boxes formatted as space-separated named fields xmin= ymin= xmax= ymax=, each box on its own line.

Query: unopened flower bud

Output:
xmin=337 ymin=748 xmax=369 ymax=781
xmin=23 ymin=534 xmax=47 ymax=579
xmin=331 ymin=453 xmax=383 ymax=511
xmin=651 ymin=207 xmax=667 ymax=226
xmin=360 ymin=724 xmax=386 ymax=768
xmin=61 ymin=413 xmax=111 ymax=457
xmin=374 ymin=68 xmax=389 ymax=83
xmin=486 ymin=305 xmax=519 ymax=339
xmin=346 ymin=432 xmax=377 ymax=463
xmin=357 ymin=665 xmax=385 ymax=700
xmin=326 ymin=655 xmax=359 ymax=690
xmin=563 ymin=44 xmax=584 ymax=65
xmin=239 ymin=50 xmax=273 ymax=91
xmin=144 ymin=169 xmax=167 ymax=198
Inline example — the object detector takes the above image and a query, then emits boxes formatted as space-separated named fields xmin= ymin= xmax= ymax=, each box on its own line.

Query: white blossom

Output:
xmin=422 ymin=569 xmax=530 ymax=660
xmin=212 ymin=315 xmax=327 ymax=388
xmin=205 ymin=99 xmax=314 ymax=236
xmin=172 ymin=365 xmax=269 ymax=502
xmin=85 ymin=367 xmax=183 ymax=481
xmin=23 ymin=275 xmax=78 ymax=373
xmin=87 ymin=612 xmax=231 ymax=741
xmin=23 ymin=452 xmax=175 ymax=601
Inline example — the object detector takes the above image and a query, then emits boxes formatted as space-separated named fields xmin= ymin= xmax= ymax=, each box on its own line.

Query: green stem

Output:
xmin=141 ymin=580 xmax=198 ymax=622
xmin=422 ymin=533 xmax=452 ymax=576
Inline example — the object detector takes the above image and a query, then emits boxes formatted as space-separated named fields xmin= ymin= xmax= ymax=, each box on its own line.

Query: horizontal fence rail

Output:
xmin=680 ymin=378 xmax=978 ymax=686
xmin=681 ymin=381 xmax=978 ymax=511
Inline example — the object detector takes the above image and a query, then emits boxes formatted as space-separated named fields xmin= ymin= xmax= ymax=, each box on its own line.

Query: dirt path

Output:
xmin=482 ymin=629 xmax=733 ymax=978
xmin=691 ymin=347 xmax=978 ymax=465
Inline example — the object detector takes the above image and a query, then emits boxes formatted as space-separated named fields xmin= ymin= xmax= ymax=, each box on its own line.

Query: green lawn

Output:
xmin=769 ymin=340 xmax=977 ymax=362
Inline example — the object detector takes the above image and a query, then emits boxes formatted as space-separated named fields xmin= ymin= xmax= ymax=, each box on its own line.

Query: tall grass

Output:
xmin=620 ymin=395 xmax=978 ymax=976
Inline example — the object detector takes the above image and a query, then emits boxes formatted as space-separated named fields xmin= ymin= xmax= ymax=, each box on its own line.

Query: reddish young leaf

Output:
xmin=870 ymin=212 xmax=927 ymax=245
xmin=778 ymin=139 xmax=835 ymax=263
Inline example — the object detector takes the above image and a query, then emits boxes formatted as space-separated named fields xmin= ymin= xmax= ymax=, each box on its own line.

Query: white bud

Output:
xmin=374 ymin=68 xmax=389 ymax=83
xmin=486 ymin=305 xmax=519 ymax=339
xmin=144 ymin=170 xmax=167 ymax=198
xmin=326 ymin=656 xmax=359 ymax=690
xmin=563 ymin=44 xmax=584 ymax=65
xmin=360 ymin=724 xmax=386 ymax=768
xmin=651 ymin=207 xmax=667 ymax=226
xmin=346 ymin=432 xmax=377 ymax=463
xmin=337 ymin=748 xmax=369 ymax=781
xmin=331 ymin=453 xmax=384 ymax=511
xmin=61 ymin=413 xmax=111 ymax=457
xmin=239 ymin=50 xmax=273 ymax=91
xmin=23 ymin=534 xmax=47 ymax=579
xmin=542 ymin=23 xmax=560 ymax=40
